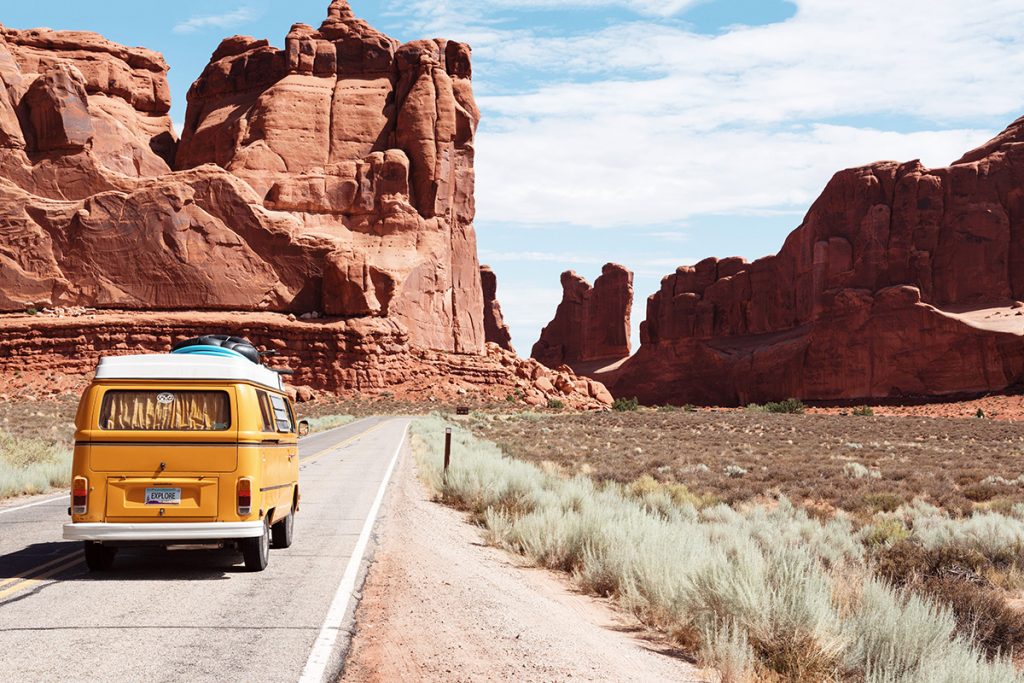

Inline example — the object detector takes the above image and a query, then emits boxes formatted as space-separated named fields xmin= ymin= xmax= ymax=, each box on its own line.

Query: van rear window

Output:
xmin=99 ymin=391 xmax=231 ymax=431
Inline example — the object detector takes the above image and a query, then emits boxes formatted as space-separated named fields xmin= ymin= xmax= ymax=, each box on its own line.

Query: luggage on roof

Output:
xmin=172 ymin=334 xmax=261 ymax=365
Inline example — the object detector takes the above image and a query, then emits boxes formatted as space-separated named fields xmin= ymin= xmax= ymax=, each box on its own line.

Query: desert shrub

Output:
xmin=845 ymin=462 xmax=881 ymax=480
xmin=963 ymin=482 xmax=1001 ymax=503
xmin=922 ymin=577 xmax=1024 ymax=657
xmin=625 ymin=474 xmax=717 ymax=511
xmin=861 ymin=519 xmax=910 ymax=548
xmin=862 ymin=492 xmax=905 ymax=513
xmin=611 ymin=397 xmax=639 ymax=412
xmin=412 ymin=417 xmax=1021 ymax=682
xmin=886 ymin=504 xmax=1024 ymax=567
xmin=871 ymin=539 xmax=1024 ymax=658
xmin=302 ymin=414 xmax=355 ymax=433
xmin=0 ymin=430 xmax=71 ymax=498
xmin=546 ymin=398 xmax=565 ymax=410
xmin=683 ymin=404 xmax=698 ymax=412
xmin=852 ymin=406 xmax=875 ymax=416
xmin=724 ymin=465 xmax=748 ymax=478
xmin=766 ymin=399 xmax=806 ymax=414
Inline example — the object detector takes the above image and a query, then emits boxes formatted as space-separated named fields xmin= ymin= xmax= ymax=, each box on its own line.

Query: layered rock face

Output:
xmin=0 ymin=1 xmax=484 ymax=355
xmin=532 ymin=263 xmax=633 ymax=369
xmin=174 ymin=0 xmax=483 ymax=352
xmin=0 ymin=310 xmax=611 ymax=409
xmin=607 ymin=119 xmax=1024 ymax=405
xmin=480 ymin=265 xmax=513 ymax=352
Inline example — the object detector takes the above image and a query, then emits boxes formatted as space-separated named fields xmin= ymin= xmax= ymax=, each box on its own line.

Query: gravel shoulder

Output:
xmin=340 ymin=445 xmax=709 ymax=683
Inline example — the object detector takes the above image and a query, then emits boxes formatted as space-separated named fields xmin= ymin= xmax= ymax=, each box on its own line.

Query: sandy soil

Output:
xmin=340 ymin=447 xmax=709 ymax=683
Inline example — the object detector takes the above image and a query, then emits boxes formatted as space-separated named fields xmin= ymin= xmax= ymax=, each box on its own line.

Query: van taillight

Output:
xmin=72 ymin=476 xmax=88 ymax=515
xmin=237 ymin=478 xmax=252 ymax=515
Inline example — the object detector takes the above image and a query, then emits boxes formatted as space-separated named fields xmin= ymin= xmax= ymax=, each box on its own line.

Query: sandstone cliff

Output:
xmin=0 ymin=1 xmax=483 ymax=354
xmin=531 ymin=263 xmax=632 ymax=369
xmin=0 ymin=2 xmax=613 ymax=408
xmin=603 ymin=118 xmax=1024 ymax=405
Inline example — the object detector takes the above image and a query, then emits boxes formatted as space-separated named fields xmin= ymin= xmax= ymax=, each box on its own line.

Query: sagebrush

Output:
xmin=412 ymin=417 xmax=1023 ymax=682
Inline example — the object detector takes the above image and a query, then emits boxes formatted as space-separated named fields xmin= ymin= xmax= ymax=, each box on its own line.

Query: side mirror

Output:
xmin=297 ymin=420 xmax=310 ymax=437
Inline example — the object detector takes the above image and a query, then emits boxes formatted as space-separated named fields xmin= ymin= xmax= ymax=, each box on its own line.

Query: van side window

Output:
xmin=256 ymin=391 xmax=275 ymax=432
xmin=269 ymin=395 xmax=294 ymax=433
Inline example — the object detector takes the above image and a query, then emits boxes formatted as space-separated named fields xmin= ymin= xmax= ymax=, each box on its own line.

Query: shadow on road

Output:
xmin=0 ymin=541 xmax=248 ymax=585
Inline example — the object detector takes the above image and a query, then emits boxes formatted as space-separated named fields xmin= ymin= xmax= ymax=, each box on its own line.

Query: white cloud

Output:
xmin=390 ymin=0 xmax=1024 ymax=346
xmin=445 ymin=0 xmax=1024 ymax=228
xmin=173 ymin=6 xmax=262 ymax=34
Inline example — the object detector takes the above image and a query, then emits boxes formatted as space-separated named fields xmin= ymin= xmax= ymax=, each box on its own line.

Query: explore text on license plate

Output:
xmin=145 ymin=487 xmax=182 ymax=505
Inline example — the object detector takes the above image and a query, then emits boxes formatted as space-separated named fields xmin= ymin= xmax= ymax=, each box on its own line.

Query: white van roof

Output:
xmin=95 ymin=354 xmax=285 ymax=392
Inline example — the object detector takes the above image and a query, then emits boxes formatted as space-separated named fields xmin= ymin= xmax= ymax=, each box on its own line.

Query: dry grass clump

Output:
xmin=468 ymin=410 xmax=1024 ymax=516
xmin=302 ymin=414 xmax=355 ymax=433
xmin=413 ymin=417 xmax=1023 ymax=682
xmin=0 ymin=430 xmax=71 ymax=498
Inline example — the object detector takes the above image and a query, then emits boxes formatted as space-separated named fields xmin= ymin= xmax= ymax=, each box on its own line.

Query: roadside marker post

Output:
xmin=443 ymin=427 xmax=452 ymax=481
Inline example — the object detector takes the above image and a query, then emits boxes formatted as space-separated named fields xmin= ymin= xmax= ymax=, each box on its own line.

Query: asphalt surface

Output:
xmin=0 ymin=416 xmax=410 ymax=683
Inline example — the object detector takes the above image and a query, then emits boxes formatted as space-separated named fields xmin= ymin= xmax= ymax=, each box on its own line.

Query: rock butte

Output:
xmin=538 ymin=117 xmax=1024 ymax=406
xmin=531 ymin=264 xmax=632 ymax=370
xmin=480 ymin=265 xmax=514 ymax=353
xmin=0 ymin=1 xmax=611 ymax=409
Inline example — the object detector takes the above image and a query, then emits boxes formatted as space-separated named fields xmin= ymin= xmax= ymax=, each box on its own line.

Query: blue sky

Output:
xmin=6 ymin=1 xmax=1024 ymax=353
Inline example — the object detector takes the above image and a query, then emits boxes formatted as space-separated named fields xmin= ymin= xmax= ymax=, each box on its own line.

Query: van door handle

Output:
xmin=262 ymin=438 xmax=281 ymax=444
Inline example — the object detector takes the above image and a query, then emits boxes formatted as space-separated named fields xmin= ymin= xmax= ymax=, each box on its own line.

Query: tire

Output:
xmin=271 ymin=503 xmax=295 ymax=549
xmin=83 ymin=542 xmax=117 ymax=572
xmin=241 ymin=517 xmax=270 ymax=572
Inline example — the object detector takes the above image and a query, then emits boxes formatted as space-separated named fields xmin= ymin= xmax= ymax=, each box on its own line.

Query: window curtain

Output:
xmin=100 ymin=391 xmax=231 ymax=431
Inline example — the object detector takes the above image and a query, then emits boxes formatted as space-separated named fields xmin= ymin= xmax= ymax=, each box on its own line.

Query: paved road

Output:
xmin=0 ymin=416 xmax=409 ymax=683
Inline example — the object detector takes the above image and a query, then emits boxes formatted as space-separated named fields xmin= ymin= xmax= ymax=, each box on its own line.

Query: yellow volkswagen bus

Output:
xmin=63 ymin=337 xmax=305 ymax=572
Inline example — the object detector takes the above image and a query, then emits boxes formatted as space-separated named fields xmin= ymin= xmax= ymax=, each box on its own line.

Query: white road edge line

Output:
xmin=0 ymin=493 xmax=67 ymax=517
xmin=298 ymin=420 xmax=409 ymax=683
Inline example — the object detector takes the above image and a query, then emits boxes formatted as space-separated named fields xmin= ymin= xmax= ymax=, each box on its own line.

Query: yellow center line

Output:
xmin=0 ymin=555 xmax=85 ymax=601
xmin=300 ymin=421 xmax=385 ymax=466
xmin=0 ymin=552 xmax=84 ymax=590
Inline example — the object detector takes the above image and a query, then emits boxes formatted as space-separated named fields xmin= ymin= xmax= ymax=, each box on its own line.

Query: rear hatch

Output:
xmin=83 ymin=386 xmax=238 ymax=521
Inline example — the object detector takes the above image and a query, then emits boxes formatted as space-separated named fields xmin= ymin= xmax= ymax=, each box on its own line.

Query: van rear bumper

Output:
xmin=63 ymin=521 xmax=264 ymax=542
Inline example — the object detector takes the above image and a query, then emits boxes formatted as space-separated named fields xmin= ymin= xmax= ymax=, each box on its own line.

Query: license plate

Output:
xmin=145 ymin=487 xmax=182 ymax=505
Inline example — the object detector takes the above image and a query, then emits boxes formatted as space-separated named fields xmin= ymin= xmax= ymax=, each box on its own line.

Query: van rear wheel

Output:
xmin=271 ymin=504 xmax=295 ymax=549
xmin=83 ymin=542 xmax=117 ymax=572
xmin=241 ymin=517 xmax=270 ymax=572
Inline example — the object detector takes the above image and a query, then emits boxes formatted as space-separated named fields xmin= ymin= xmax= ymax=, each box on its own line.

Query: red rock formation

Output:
xmin=0 ymin=5 xmax=617 ymax=407
xmin=605 ymin=119 xmax=1024 ymax=405
xmin=532 ymin=263 xmax=633 ymax=369
xmin=480 ymin=265 xmax=513 ymax=352
xmin=173 ymin=1 xmax=483 ymax=352
xmin=0 ymin=311 xmax=611 ymax=409
xmin=0 ymin=2 xmax=483 ymax=355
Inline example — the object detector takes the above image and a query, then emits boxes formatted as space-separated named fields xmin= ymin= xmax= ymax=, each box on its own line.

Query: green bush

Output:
xmin=546 ymin=398 xmax=565 ymax=410
xmin=611 ymin=396 xmax=639 ymax=412
xmin=852 ymin=405 xmax=874 ymax=416
xmin=747 ymin=398 xmax=806 ymax=414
